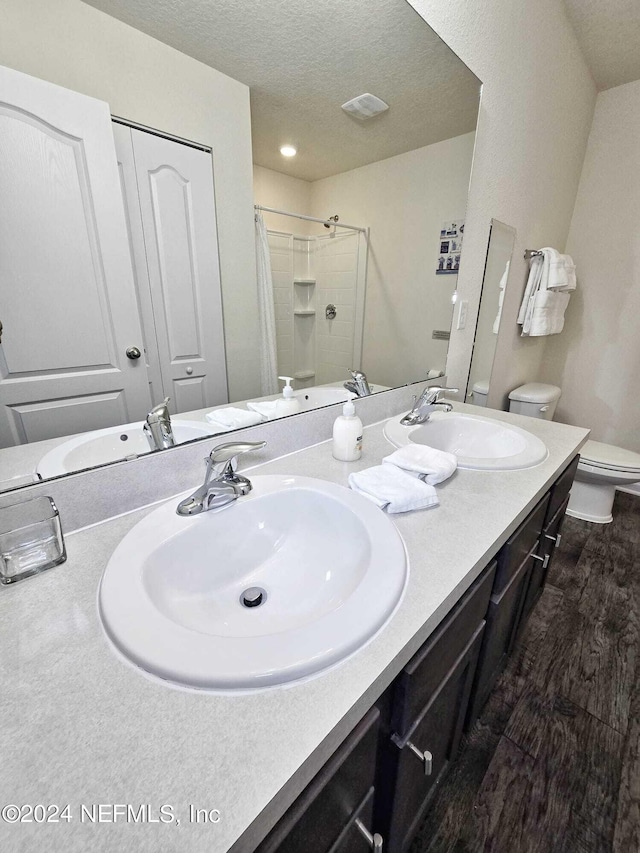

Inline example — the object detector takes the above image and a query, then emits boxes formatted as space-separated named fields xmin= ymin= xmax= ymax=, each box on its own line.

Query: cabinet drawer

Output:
xmin=256 ymin=707 xmax=380 ymax=853
xmin=387 ymin=624 xmax=484 ymax=852
xmin=392 ymin=562 xmax=495 ymax=737
xmin=493 ymin=494 xmax=549 ymax=594
xmin=545 ymin=454 xmax=579 ymax=525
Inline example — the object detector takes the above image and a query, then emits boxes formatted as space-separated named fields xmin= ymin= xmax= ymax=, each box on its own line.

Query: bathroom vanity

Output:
xmin=0 ymin=400 xmax=588 ymax=853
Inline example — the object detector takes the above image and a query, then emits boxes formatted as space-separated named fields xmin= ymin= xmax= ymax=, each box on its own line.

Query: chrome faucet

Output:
xmin=400 ymin=385 xmax=459 ymax=426
xmin=144 ymin=397 xmax=175 ymax=450
xmin=344 ymin=369 xmax=372 ymax=397
xmin=176 ymin=440 xmax=266 ymax=516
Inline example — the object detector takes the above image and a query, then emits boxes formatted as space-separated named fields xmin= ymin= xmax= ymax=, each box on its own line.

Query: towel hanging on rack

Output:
xmin=517 ymin=248 xmax=576 ymax=336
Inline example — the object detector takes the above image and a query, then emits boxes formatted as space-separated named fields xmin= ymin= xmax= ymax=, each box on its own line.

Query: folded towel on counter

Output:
xmin=348 ymin=465 xmax=439 ymax=513
xmin=204 ymin=407 xmax=264 ymax=431
xmin=383 ymin=444 xmax=457 ymax=485
xmin=247 ymin=400 xmax=280 ymax=419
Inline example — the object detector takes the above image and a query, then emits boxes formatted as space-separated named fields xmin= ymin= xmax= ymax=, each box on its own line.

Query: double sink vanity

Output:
xmin=0 ymin=390 xmax=589 ymax=853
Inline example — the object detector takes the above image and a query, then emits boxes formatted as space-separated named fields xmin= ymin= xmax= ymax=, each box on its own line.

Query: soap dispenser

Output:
xmin=332 ymin=399 xmax=363 ymax=461
xmin=276 ymin=376 xmax=301 ymax=415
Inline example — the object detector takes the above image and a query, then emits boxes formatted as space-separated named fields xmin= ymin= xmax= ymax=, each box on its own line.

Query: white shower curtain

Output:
xmin=254 ymin=213 xmax=279 ymax=395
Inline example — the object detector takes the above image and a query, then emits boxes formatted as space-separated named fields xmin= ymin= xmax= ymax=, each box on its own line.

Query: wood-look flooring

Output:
xmin=410 ymin=491 xmax=640 ymax=853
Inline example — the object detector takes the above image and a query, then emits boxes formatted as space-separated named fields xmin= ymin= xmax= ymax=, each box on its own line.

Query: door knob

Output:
xmin=126 ymin=346 xmax=142 ymax=360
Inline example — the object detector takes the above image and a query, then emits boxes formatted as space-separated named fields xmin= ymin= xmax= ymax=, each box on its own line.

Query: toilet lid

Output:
xmin=579 ymin=440 xmax=640 ymax=473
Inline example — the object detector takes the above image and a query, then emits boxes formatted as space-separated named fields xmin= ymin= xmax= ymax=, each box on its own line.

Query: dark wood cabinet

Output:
xmin=379 ymin=624 xmax=484 ymax=852
xmin=255 ymin=708 xmax=380 ymax=853
xmin=252 ymin=456 xmax=580 ymax=853
xmin=521 ymin=494 xmax=569 ymax=622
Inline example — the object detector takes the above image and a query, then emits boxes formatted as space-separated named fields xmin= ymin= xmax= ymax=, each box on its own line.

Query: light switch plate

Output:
xmin=456 ymin=300 xmax=468 ymax=330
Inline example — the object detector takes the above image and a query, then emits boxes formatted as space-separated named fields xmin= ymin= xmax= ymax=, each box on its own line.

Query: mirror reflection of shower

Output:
xmin=254 ymin=205 xmax=368 ymax=391
xmin=324 ymin=214 xmax=339 ymax=236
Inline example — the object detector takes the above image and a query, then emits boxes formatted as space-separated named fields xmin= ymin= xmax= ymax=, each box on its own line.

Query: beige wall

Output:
xmin=542 ymin=79 xmax=640 ymax=452
xmin=253 ymin=166 xmax=313 ymax=236
xmin=408 ymin=0 xmax=597 ymax=407
xmin=0 ymin=0 xmax=260 ymax=402
xmin=311 ymin=133 xmax=476 ymax=388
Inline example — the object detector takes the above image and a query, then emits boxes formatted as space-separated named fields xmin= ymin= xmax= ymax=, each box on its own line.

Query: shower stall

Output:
xmin=255 ymin=205 xmax=369 ymax=390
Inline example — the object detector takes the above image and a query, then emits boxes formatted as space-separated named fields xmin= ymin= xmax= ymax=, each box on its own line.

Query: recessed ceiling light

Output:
xmin=280 ymin=145 xmax=297 ymax=157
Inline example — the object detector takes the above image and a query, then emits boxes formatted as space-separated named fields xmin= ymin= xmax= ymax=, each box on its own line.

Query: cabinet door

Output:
xmin=329 ymin=789 xmax=378 ymax=853
xmin=466 ymin=555 xmax=533 ymax=726
xmin=392 ymin=562 xmax=495 ymax=737
xmin=522 ymin=495 xmax=570 ymax=621
xmin=256 ymin=708 xmax=380 ymax=853
xmin=383 ymin=625 xmax=484 ymax=852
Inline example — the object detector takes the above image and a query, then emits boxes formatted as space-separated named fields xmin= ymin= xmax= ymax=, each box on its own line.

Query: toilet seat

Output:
xmin=579 ymin=440 xmax=640 ymax=475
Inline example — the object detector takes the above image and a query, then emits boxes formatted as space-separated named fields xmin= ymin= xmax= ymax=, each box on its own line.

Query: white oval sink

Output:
xmin=98 ymin=475 xmax=408 ymax=691
xmin=384 ymin=412 xmax=548 ymax=471
xmin=37 ymin=420 xmax=214 ymax=478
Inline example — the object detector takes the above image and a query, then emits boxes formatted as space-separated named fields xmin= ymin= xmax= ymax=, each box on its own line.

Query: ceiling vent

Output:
xmin=341 ymin=93 xmax=389 ymax=120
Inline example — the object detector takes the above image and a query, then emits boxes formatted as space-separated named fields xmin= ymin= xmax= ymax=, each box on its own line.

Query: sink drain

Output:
xmin=240 ymin=587 xmax=267 ymax=608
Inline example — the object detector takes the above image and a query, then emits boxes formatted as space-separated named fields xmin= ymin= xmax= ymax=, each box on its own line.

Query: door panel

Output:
xmin=0 ymin=65 xmax=151 ymax=447
xmin=129 ymin=129 xmax=228 ymax=411
xmin=112 ymin=122 xmax=164 ymax=404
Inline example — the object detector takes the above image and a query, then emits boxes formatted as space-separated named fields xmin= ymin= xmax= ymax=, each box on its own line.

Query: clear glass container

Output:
xmin=0 ymin=496 xmax=66 ymax=585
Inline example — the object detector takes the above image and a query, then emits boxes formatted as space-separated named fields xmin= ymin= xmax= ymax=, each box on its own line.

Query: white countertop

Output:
xmin=0 ymin=404 xmax=589 ymax=853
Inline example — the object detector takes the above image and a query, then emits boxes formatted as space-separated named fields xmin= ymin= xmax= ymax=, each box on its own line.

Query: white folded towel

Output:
xmin=493 ymin=259 xmax=510 ymax=334
xmin=383 ymin=445 xmax=457 ymax=485
xmin=348 ymin=465 xmax=439 ymax=513
xmin=204 ymin=407 xmax=264 ymax=431
xmin=247 ymin=400 xmax=280 ymax=419
xmin=558 ymin=254 xmax=576 ymax=291
xmin=525 ymin=290 xmax=571 ymax=336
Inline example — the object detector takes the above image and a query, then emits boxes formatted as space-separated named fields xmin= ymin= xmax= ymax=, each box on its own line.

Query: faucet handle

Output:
xmin=147 ymin=396 xmax=171 ymax=422
xmin=424 ymin=385 xmax=459 ymax=403
xmin=209 ymin=440 xmax=267 ymax=465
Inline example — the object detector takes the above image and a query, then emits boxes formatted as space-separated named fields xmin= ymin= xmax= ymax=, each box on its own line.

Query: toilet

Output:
xmin=508 ymin=382 xmax=640 ymax=524
xmin=470 ymin=379 xmax=489 ymax=407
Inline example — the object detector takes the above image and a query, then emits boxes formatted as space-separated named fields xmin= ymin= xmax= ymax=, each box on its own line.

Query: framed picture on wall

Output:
xmin=436 ymin=219 xmax=464 ymax=274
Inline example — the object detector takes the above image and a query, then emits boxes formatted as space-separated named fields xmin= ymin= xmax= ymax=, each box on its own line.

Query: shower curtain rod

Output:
xmin=254 ymin=204 xmax=367 ymax=233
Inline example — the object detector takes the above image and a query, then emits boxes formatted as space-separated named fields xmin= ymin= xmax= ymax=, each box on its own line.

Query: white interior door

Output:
xmin=0 ymin=65 xmax=151 ymax=448
xmin=121 ymin=127 xmax=229 ymax=413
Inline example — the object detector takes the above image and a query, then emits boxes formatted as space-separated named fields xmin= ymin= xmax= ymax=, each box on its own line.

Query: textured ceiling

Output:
xmin=563 ymin=0 xmax=640 ymax=90
xmin=82 ymin=0 xmax=481 ymax=181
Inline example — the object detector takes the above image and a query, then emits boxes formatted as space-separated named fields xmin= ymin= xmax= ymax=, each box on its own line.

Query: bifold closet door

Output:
xmin=0 ymin=65 xmax=151 ymax=447
xmin=117 ymin=127 xmax=228 ymax=413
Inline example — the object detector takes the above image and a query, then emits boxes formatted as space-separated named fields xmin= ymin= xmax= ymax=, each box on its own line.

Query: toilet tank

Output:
xmin=471 ymin=379 xmax=489 ymax=407
xmin=508 ymin=383 xmax=561 ymax=421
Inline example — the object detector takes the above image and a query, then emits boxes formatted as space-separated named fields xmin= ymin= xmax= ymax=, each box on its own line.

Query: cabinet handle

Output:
xmin=532 ymin=553 xmax=550 ymax=569
xmin=406 ymin=741 xmax=433 ymax=776
xmin=545 ymin=532 xmax=562 ymax=549
xmin=355 ymin=818 xmax=383 ymax=851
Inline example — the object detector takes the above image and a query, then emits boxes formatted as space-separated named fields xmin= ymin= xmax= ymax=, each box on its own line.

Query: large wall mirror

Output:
xmin=0 ymin=0 xmax=482 ymax=490
xmin=465 ymin=219 xmax=517 ymax=408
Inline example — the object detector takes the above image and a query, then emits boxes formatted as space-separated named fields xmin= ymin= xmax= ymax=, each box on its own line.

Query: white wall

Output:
xmin=311 ymin=133 xmax=476 ymax=388
xmin=408 ymin=0 xmax=597 ymax=407
xmin=0 ymin=0 xmax=259 ymax=402
xmin=542 ymin=79 xmax=640 ymax=453
xmin=254 ymin=166 xmax=313 ymax=236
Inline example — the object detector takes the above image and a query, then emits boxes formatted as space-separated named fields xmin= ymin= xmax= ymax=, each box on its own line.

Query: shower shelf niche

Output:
xmin=294 ymin=309 xmax=316 ymax=316
xmin=294 ymin=278 xmax=316 ymax=285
